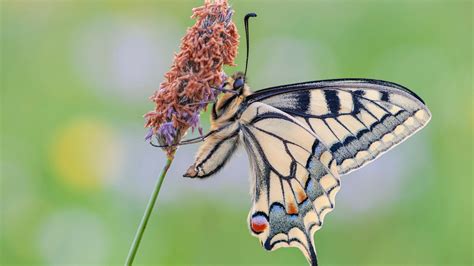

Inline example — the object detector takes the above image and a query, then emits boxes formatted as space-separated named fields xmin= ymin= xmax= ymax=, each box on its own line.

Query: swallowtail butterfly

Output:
xmin=177 ymin=13 xmax=431 ymax=266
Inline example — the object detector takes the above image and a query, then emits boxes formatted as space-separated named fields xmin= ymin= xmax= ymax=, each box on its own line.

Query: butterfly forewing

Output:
xmin=248 ymin=79 xmax=431 ymax=175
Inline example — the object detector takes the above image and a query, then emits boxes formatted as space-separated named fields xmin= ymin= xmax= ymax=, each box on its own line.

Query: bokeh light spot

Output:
xmin=50 ymin=118 xmax=123 ymax=191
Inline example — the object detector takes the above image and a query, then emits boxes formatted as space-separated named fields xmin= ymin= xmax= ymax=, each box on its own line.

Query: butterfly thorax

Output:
xmin=211 ymin=73 xmax=252 ymax=130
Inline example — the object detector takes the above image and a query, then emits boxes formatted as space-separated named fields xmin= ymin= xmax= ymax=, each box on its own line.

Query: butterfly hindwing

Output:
xmin=247 ymin=79 xmax=431 ymax=175
xmin=239 ymin=102 xmax=340 ymax=266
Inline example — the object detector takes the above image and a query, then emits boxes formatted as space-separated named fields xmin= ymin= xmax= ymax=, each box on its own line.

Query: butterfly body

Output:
xmin=184 ymin=74 xmax=431 ymax=266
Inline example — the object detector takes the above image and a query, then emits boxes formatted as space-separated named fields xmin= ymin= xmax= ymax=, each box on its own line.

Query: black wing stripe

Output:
xmin=324 ymin=90 xmax=341 ymax=114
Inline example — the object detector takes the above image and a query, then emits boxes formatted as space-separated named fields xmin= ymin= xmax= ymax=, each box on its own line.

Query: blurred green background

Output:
xmin=1 ymin=0 xmax=472 ymax=265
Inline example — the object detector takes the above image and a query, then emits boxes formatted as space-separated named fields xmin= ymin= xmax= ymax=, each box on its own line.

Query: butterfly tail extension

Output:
xmin=307 ymin=240 xmax=318 ymax=266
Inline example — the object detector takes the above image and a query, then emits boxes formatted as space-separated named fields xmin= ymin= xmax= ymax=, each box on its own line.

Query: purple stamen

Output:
xmin=157 ymin=122 xmax=177 ymax=145
xmin=167 ymin=107 xmax=176 ymax=119
xmin=188 ymin=112 xmax=200 ymax=128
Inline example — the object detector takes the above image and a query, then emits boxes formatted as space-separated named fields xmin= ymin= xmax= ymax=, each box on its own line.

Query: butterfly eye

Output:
xmin=233 ymin=77 xmax=244 ymax=90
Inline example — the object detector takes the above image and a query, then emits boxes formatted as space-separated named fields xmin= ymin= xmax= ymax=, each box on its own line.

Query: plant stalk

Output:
xmin=125 ymin=155 xmax=174 ymax=265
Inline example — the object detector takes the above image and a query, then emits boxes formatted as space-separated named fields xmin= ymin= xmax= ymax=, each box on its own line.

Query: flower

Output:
xmin=157 ymin=122 xmax=177 ymax=146
xmin=144 ymin=0 xmax=239 ymax=156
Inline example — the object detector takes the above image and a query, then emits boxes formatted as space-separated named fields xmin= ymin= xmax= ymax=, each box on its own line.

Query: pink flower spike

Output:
xmin=143 ymin=0 xmax=239 ymax=156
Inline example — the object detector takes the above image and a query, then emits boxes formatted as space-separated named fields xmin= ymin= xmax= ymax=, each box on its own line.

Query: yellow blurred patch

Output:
xmin=50 ymin=118 xmax=123 ymax=191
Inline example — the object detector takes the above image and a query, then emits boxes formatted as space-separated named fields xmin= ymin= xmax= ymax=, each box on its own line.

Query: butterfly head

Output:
xmin=231 ymin=72 xmax=250 ymax=95
xmin=211 ymin=72 xmax=251 ymax=124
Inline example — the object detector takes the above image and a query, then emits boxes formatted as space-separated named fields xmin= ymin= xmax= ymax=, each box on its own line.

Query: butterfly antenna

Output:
xmin=244 ymin=13 xmax=257 ymax=82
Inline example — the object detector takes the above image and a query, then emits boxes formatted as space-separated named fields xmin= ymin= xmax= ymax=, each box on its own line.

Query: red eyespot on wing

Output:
xmin=250 ymin=215 xmax=268 ymax=234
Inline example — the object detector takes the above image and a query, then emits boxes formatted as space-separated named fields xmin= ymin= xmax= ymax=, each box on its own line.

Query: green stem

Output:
xmin=125 ymin=156 xmax=174 ymax=265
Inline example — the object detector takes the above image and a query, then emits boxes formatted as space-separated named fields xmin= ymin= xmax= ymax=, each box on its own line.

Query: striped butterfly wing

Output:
xmin=247 ymin=79 xmax=431 ymax=175
xmin=239 ymin=102 xmax=340 ymax=266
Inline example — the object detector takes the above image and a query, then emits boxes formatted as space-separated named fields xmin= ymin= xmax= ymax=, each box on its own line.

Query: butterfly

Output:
xmin=174 ymin=14 xmax=431 ymax=266
xmin=182 ymin=72 xmax=431 ymax=265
